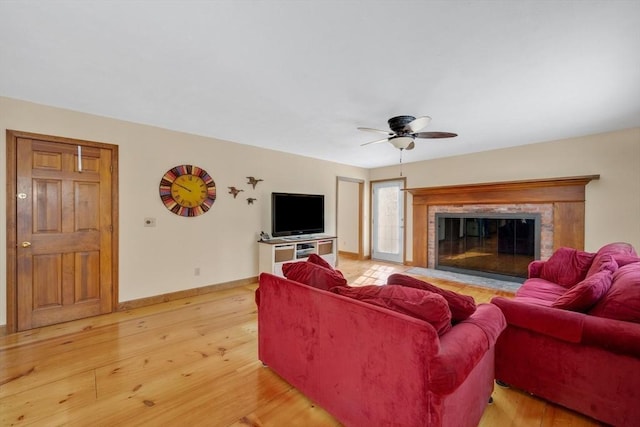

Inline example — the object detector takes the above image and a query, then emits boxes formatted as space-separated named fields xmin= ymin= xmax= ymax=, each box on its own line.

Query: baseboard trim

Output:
xmin=338 ymin=251 xmax=360 ymax=260
xmin=116 ymin=276 xmax=258 ymax=311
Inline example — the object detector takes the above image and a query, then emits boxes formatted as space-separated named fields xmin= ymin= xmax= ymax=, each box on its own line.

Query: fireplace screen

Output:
xmin=435 ymin=213 xmax=541 ymax=281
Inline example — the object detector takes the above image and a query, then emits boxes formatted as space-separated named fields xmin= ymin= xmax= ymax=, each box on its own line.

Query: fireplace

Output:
xmin=406 ymin=176 xmax=599 ymax=281
xmin=435 ymin=213 xmax=541 ymax=282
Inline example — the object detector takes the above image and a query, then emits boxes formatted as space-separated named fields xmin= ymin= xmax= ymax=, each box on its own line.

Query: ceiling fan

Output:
xmin=358 ymin=115 xmax=457 ymax=151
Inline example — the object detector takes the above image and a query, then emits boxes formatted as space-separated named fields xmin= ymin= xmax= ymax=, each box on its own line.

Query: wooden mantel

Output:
xmin=407 ymin=175 xmax=600 ymax=268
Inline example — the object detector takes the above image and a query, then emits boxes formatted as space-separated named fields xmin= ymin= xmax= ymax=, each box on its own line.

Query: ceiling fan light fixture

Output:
xmin=390 ymin=136 xmax=414 ymax=150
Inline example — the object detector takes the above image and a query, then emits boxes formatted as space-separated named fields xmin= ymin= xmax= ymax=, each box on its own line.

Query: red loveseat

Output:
xmin=257 ymin=269 xmax=506 ymax=427
xmin=491 ymin=242 xmax=640 ymax=427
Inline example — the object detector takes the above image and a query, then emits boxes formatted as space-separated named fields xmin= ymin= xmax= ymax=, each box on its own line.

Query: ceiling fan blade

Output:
xmin=407 ymin=116 xmax=431 ymax=132
xmin=406 ymin=141 xmax=416 ymax=150
xmin=360 ymin=137 xmax=391 ymax=146
xmin=357 ymin=127 xmax=394 ymax=136
xmin=414 ymin=131 xmax=458 ymax=139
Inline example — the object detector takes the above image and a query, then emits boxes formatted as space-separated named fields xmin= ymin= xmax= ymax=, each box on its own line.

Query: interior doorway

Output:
xmin=371 ymin=178 xmax=406 ymax=263
xmin=6 ymin=130 xmax=119 ymax=333
xmin=336 ymin=177 xmax=364 ymax=261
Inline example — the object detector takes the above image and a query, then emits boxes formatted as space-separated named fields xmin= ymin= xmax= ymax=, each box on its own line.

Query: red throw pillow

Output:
xmin=552 ymin=270 xmax=614 ymax=312
xmin=586 ymin=242 xmax=636 ymax=277
xmin=386 ymin=273 xmax=476 ymax=322
xmin=306 ymin=253 xmax=344 ymax=278
xmin=332 ymin=285 xmax=452 ymax=335
xmin=540 ymin=247 xmax=596 ymax=287
xmin=282 ymin=261 xmax=348 ymax=291
xmin=589 ymin=263 xmax=640 ymax=322
xmin=613 ymin=254 xmax=640 ymax=268
xmin=584 ymin=254 xmax=618 ymax=279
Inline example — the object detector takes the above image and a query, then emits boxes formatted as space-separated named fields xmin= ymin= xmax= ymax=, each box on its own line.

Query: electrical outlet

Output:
xmin=144 ymin=217 xmax=156 ymax=227
xmin=194 ymin=267 xmax=200 ymax=276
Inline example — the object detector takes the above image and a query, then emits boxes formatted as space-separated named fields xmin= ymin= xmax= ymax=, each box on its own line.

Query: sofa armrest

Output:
xmin=582 ymin=315 xmax=640 ymax=358
xmin=528 ymin=260 xmax=545 ymax=278
xmin=430 ymin=304 xmax=506 ymax=395
xmin=492 ymin=296 xmax=640 ymax=358
xmin=491 ymin=296 xmax=584 ymax=343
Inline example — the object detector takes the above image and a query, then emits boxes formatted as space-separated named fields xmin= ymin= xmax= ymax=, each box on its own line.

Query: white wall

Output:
xmin=370 ymin=128 xmax=640 ymax=260
xmin=0 ymin=97 xmax=368 ymax=325
xmin=337 ymin=179 xmax=360 ymax=253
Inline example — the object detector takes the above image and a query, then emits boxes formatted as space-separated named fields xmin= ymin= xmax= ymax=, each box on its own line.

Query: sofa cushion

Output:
xmin=613 ymin=254 xmax=640 ymax=268
xmin=332 ymin=285 xmax=452 ymax=335
xmin=589 ymin=262 xmax=640 ymax=322
xmin=306 ymin=253 xmax=344 ymax=277
xmin=282 ymin=261 xmax=348 ymax=291
xmin=527 ymin=260 xmax=545 ymax=278
xmin=586 ymin=242 xmax=636 ymax=278
xmin=596 ymin=241 xmax=637 ymax=258
xmin=540 ymin=247 xmax=595 ymax=287
xmin=551 ymin=270 xmax=614 ymax=312
xmin=583 ymin=254 xmax=618 ymax=279
xmin=515 ymin=277 xmax=567 ymax=303
xmin=386 ymin=273 xmax=476 ymax=322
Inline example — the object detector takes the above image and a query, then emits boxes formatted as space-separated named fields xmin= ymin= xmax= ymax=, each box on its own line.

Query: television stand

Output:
xmin=258 ymin=236 xmax=337 ymax=277
xmin=281 ymin=235 xmax=313 ymax=241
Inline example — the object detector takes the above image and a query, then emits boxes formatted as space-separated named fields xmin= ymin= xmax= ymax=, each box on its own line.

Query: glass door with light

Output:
xmin=371 ymin=179 xmax=404 ymax=263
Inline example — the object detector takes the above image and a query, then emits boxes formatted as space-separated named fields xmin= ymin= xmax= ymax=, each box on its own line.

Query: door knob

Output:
xmin=21 ymin=242 xmax=31 ymax=248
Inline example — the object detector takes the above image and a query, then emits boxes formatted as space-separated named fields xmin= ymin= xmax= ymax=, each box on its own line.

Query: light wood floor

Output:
xmin=0 ymin=257 xmax=602 ymax=426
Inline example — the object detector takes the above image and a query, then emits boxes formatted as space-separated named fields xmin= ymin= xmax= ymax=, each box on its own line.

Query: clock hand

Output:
xmin=173 ymin=182 xmax=192 ymax=192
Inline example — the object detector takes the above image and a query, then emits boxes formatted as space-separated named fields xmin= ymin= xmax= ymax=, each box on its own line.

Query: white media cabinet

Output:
xmin=258 ymin=236 xmax=337 ymax=277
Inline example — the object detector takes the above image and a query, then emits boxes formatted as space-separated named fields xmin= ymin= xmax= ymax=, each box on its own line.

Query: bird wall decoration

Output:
xmin=246 ymin=176 xmax=263 ymax=189
xmin=228 ymin=187 xmax=244 ymax=198
xmin=246 ymin=197 xmax=256 ymax=205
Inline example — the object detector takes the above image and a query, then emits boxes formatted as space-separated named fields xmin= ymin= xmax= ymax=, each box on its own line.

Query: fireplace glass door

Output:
xmin=435 ymin=214 xmax=540 ymax=281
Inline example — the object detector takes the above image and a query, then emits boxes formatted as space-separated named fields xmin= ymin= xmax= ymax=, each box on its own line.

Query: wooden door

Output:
xmin=12 ymin=134 xmax=116 ymax=331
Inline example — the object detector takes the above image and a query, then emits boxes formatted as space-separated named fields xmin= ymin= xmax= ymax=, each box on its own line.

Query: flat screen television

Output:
xmin=271 ymin=192 xmax=324 ymax=237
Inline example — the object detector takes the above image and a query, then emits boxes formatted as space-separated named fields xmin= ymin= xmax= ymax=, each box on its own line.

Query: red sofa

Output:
xmin=491 ymin=242 xmax=640 ymax=426
xmin=257 ymin=270 xmax=506 ymax=427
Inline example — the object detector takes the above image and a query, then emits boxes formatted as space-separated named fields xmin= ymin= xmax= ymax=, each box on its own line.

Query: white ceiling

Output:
xmin=1 ymin=0 xmax=639 ymax=168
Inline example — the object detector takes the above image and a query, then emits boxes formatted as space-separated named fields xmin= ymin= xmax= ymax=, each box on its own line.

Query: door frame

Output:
xmin=336 ymin=176 xmax=364 ymax=261
xmin=369 ymin=177 xmax=407 ymax=264
xmin=5 ymin=129 xmax=119 ymax=334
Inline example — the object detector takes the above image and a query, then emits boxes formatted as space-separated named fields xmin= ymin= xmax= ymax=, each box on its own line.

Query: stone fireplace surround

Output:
xmin=407 ymin=175 xmax=600 ymax=269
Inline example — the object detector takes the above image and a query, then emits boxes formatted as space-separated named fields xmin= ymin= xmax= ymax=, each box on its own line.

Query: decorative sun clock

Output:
xmin=159 ymin=165 xmax=217 ymax=217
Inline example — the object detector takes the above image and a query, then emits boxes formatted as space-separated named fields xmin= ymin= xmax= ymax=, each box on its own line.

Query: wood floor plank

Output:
xmin=0 ymin=293 xmax=257 ymax=397
xmin=0 ymin=370 xmax=96 ymax=426
xmin=38 ymin=343 xmax=288 ymax=427
xmin=0 ymin=322 xmax=206 ymax=398
xmin=481 ymin=385 xmax=546 ymax=427
xmin=150 ymin=361 xmax=291 ymax=427
xmin=95 ymin=322 xmax=256 ymax=397
xmin=541 ymin=401 xmax=601 ymax=427
xmin=232 ymin=387 xmax=343 ymax=427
